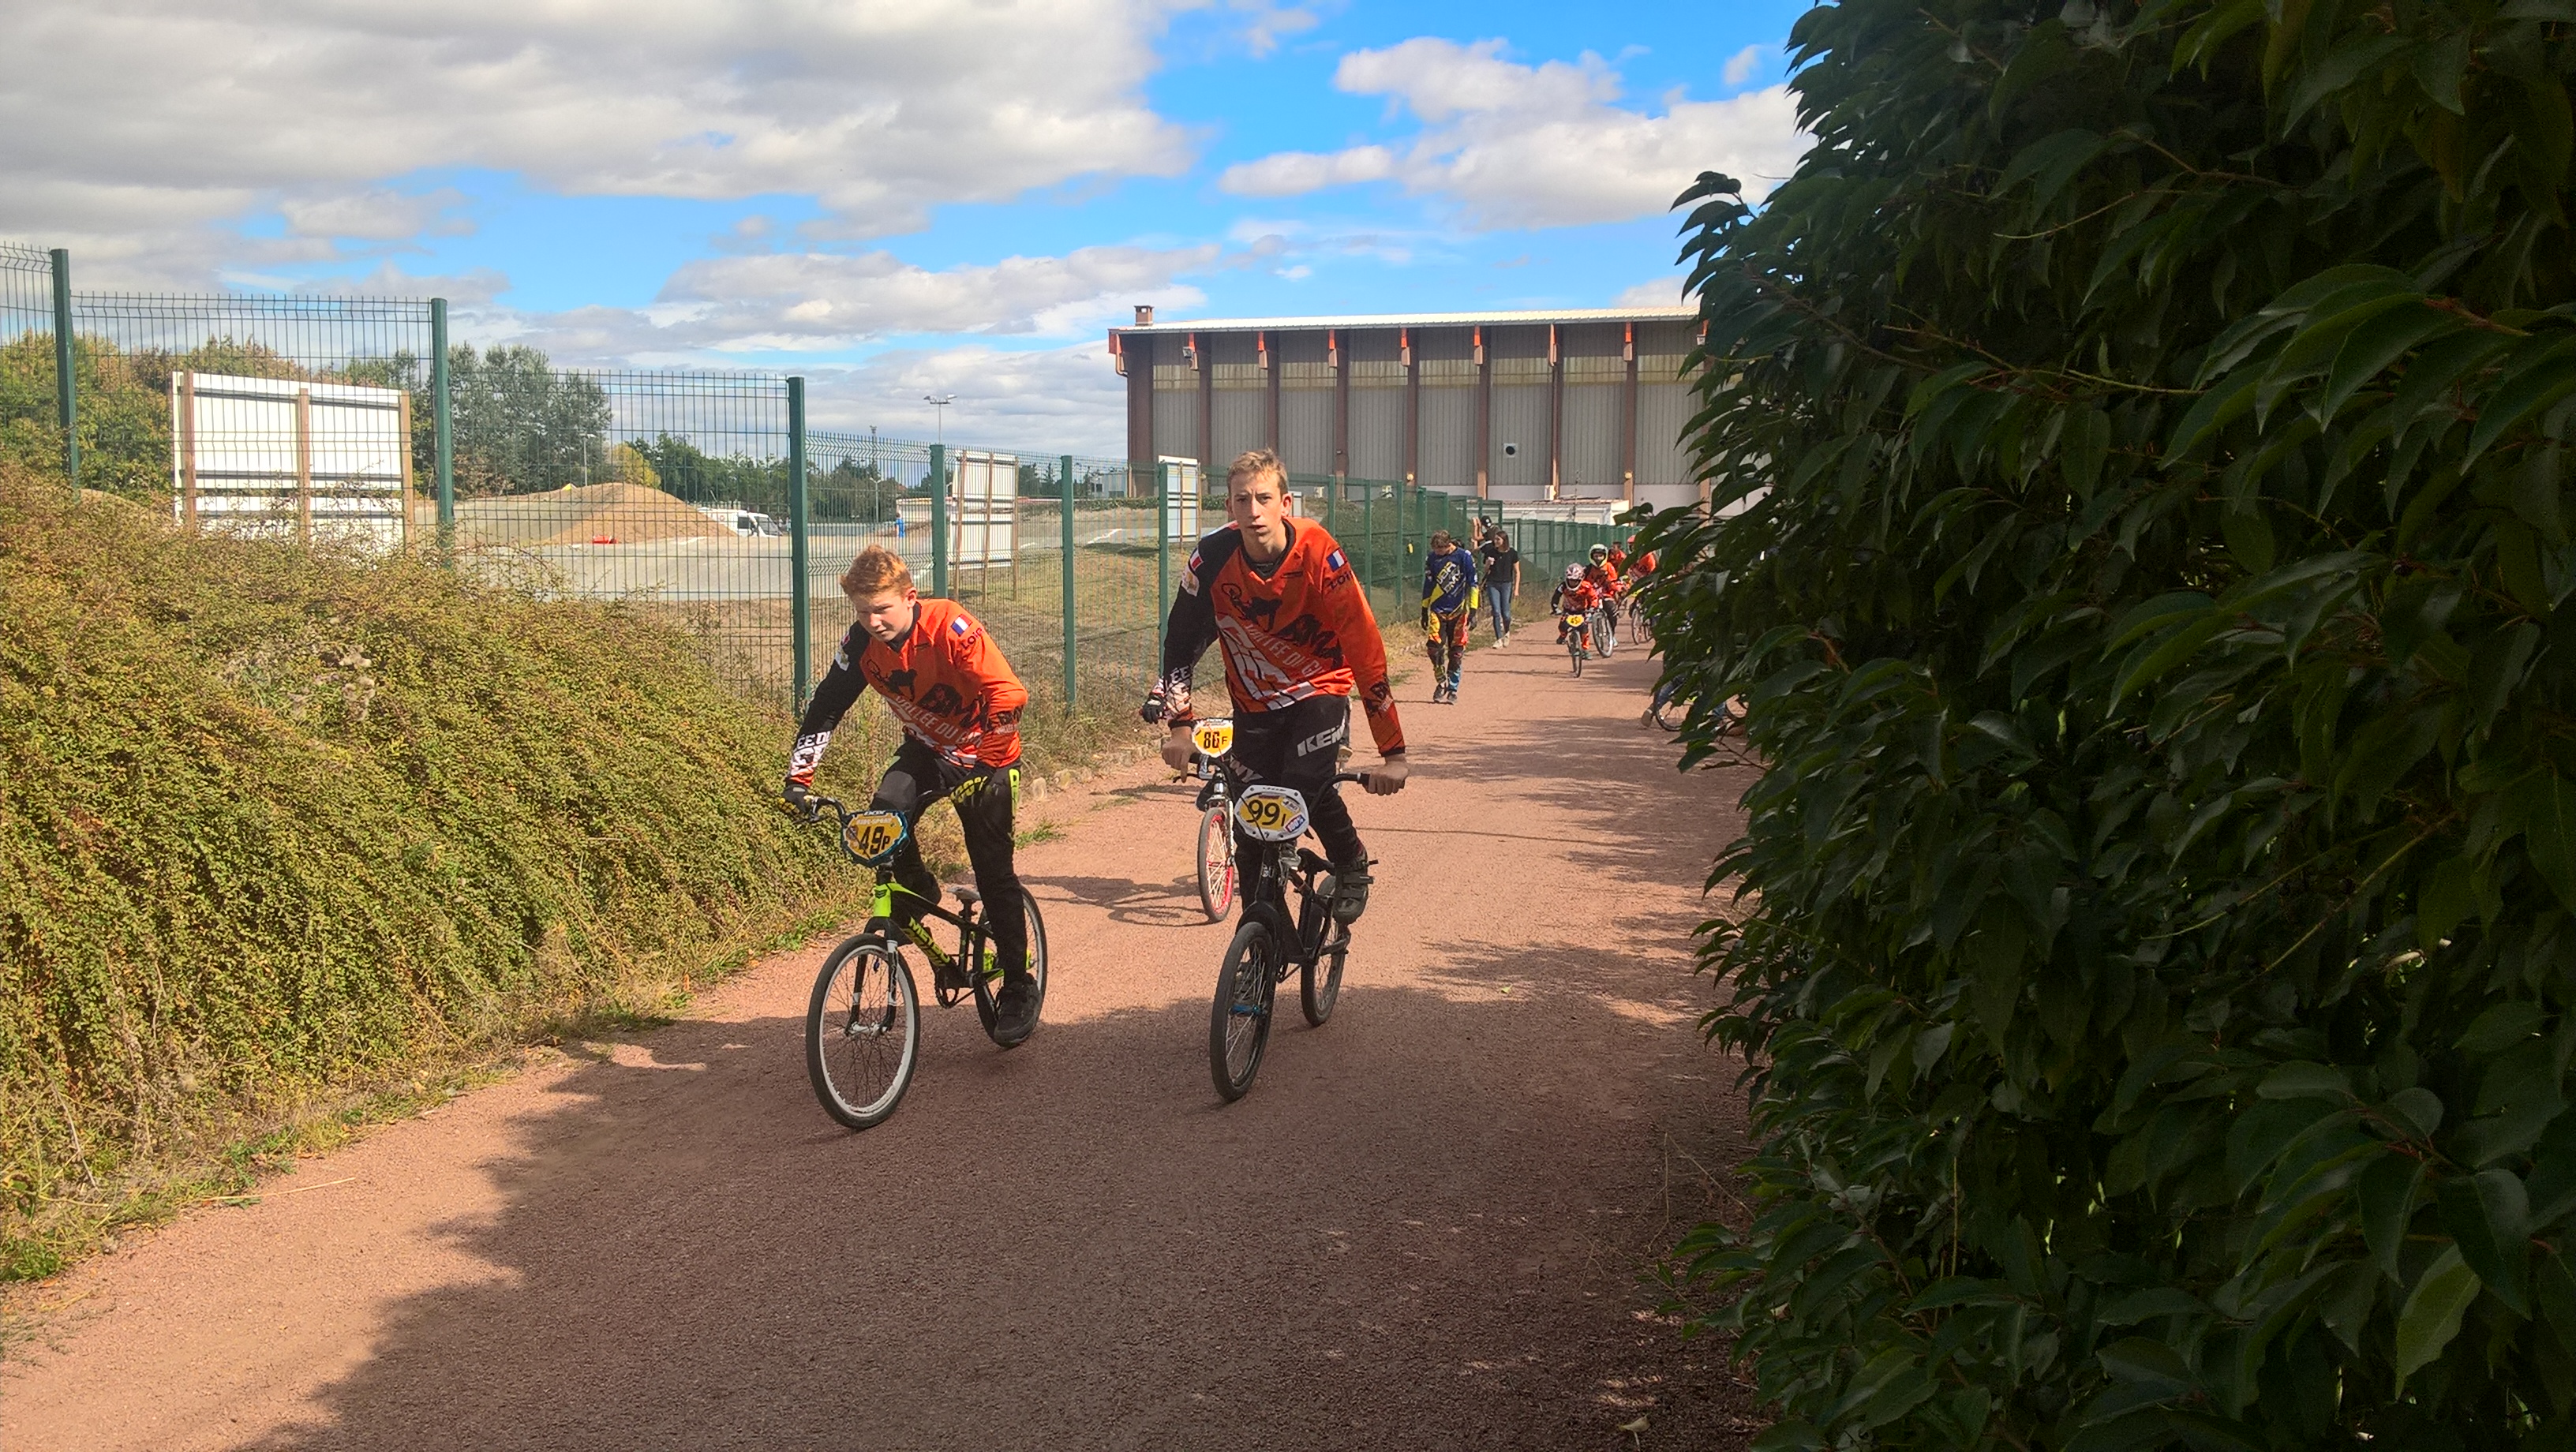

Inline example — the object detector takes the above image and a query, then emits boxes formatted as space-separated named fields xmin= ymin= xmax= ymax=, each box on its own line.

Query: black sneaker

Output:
xmin=1328 ymin=859 xmax=1373 ymax=925
xmin=992 ymin=972 xmax=1040 ymax=1045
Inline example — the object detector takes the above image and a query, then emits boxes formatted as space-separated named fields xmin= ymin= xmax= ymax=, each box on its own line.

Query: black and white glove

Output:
xmin=781 ymin=780 xmax=814 ymax=818
xmin=1141 ymin=686 xmax=1188 ymax=725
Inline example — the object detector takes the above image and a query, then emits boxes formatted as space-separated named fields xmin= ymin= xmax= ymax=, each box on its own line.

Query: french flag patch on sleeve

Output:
xmin=1325 ymin=548 xmax=1348 ymax=573
xmin=950 ymin=615 xmax=975 ymax=638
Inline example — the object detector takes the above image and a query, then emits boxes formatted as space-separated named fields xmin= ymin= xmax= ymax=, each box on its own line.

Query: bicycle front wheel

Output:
xmin=972 ymin=893 xmax=1049 ymax=1046
xmin=1301 ymin=928 xmax=1347 ymax=1027
xmin=805 ymin=937 xmax=920 ymax=1130
xmin=1209 ymin=919 xmax=1280 ymax=1102
xmin=1571 ymin=642 xmax=1586 ymax=676
xmin=1196 ymin=806 xmax=1237 ymax=921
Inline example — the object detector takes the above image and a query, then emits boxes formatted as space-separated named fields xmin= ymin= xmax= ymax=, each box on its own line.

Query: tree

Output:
xmin=1647 ymin=1 xmax=2575 ymax=1446
xmin=444 ymin=344 xmax=612 ymax=496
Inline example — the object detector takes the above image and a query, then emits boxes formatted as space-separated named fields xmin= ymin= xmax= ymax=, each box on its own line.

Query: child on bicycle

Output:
xmin=1552 ymin=563 xmax=1603 ymax=650
xmin=1144 ymin=448 xmax=1408 ymax=926
xmin=783 ymin=545 xmax=1040 ymax=1044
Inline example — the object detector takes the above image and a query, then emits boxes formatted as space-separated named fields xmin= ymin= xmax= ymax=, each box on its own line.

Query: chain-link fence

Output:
xmin=4 ymin=241 xmax=1634 ymax=718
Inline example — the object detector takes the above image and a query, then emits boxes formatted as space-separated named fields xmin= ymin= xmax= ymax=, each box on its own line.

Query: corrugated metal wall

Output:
xmin=1279 ymin=330 xmax=1332 ymax=477
xmin=1348 ymin=360 xmax=1404 ymax=482
xmin=1563 ymin=357 xmax=1623 ymax=492
xmin=1635 ymin=321 xmax=1697 ymax=488
xmin=1151 ymin=360 xmax=1200 ymax=463
xmin=1416 ymin=327 xmax=1474 ymax=491
xmin=1211 ymin=330 xmax=1265 ymax=467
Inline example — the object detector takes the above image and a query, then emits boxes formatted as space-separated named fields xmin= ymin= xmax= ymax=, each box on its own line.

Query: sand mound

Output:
xmin=525 ymin=482 xmax=736 ymax=547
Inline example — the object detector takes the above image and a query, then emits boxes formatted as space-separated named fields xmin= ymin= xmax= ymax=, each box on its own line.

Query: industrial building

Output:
xmin=1107 ymin=304 xmax=1708 ymax=511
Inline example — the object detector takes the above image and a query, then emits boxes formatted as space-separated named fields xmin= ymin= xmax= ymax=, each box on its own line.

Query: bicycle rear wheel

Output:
xmin=1196 ymin=806 xmax=1236 ymax=921
xmin=805 ymin=936 xmax=919 ymax=1130
xmin=1208 ymin=919 xmax=1280 ymax=1101
xmin=1301 ymin=927 xmax=1346 ymax=1026
xmin=971 ymin=893 xmax=1049 ymax=1046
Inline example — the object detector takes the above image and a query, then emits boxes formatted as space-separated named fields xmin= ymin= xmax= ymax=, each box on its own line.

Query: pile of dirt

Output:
xmin=528 ymin=481 xmax=737 ymax=547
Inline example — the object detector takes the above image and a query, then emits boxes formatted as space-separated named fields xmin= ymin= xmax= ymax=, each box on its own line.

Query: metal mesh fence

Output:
xmin=2 ymin=244 xmax=62 ymax=487
xmin=7 ymin=239 xmax=1636 ymax=721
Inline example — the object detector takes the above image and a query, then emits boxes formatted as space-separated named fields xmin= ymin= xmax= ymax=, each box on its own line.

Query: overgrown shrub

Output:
xmin=0 ymin=480 xmax=898 ymax=1274
xmin=1649 ymin=1 xmax=2574 ymax=1446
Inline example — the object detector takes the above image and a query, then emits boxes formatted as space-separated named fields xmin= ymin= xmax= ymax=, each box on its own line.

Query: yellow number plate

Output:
xmin=1232 ymin=785 xmax=1310 ymax=844
xmin=842 ymin=810 xmax=907 ymax=863
xmin=1191 ymin=719 xmax=1235 ymax=756
xmin=1565 ymin=612 xmax=1586 ymax=627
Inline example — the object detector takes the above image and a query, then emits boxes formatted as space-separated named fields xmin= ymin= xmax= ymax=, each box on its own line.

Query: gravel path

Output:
xmin=2 ymin=633 xmax=1759 ymax=1450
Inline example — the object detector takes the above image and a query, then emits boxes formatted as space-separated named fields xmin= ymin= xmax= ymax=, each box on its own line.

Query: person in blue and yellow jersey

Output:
xmin=1418 ymin=528 xmax=1478 ymax=704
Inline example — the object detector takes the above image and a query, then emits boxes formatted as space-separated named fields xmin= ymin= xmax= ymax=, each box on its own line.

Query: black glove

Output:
xmin=1141 ymin=688 xmax=1172 ymax=725
xmin=782 ymin=780 xmax=814 ymax=817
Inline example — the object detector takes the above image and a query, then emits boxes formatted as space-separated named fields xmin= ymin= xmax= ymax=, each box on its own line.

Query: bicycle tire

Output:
xmin=804 ymin=936 xmax=920 ymax=1130
xmin=1209 ymin=919 xmax=1279 ymax=1102
xmin=1301 ymin=929 xmax=1346 ymax=1027
xmin=1196 ymin=805 xmax=1237 ymax=921
xmin=972 ymin=893 xmax=1050 ymax=1046
xmin=1571 ymin=642 xmax=1585 ymax=677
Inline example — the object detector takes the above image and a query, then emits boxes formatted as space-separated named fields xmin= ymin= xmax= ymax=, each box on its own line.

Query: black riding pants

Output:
xmin=1228 ymin=694 xmax=1365 ymax=866
xmin=869 ymin=737 xmax=1028 ymax=978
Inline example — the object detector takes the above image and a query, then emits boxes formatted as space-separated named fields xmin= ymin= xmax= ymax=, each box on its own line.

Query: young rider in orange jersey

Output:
xmin=1144 ymin=449 xmax=1408 ymax=924
xmin=784 ymin=545 xmax=1040 ymax=1043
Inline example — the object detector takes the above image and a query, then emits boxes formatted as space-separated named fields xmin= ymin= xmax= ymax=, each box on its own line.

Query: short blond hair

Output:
xmin=1226 ymin=448 xmax=1286 ymax=493
xmin=841 ymin=544 xmax=914 ymax=598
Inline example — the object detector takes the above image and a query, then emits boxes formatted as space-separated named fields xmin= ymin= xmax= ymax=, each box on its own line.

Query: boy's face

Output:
xmin=851 ymin=585 xmax=919 ymax=646
xmin=1227 ymin=471 xmax=1290 ymax=556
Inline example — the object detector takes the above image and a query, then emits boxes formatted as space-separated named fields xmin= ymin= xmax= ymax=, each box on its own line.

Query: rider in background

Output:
xmin=1582 ymin=544 xmax=1623 ymax=657
xmin=1146 ymin=449 xmax=1409 ymax=925
xmin=784 ymin=545 xmax=1040 ymax=1043
xmin=1419 ymin=528 xmax=1477 ymax=705
xmin=1552 ymin=563 xmax=1604 ymax=652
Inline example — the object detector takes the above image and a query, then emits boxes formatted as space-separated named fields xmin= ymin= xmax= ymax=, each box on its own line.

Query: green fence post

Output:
xmin=788 ymin=376 xmax=811 ymax=713
xmin=431 ymin=298 xmax=454 ymax=551
xmin=1060 ymin=453 xmax=1077 ymax=714
xmin=48 ymin=249 xmax=75 ymax=492
xmin=929 ymin=443 xmax=948 ymax=599
xmin=1155 ymin=460 xmax=1171 ymax=657
xmin=1362 ymin=485 xmax=1376 ymax=619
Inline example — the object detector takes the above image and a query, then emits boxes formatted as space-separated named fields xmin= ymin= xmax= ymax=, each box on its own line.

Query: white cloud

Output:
xmin=1215 ymin=36 xmax=1807 ymax=229
xmin=1612 ymin=276 xmax=1693 ymax=309
xmin=804 ymin=342 xmax=1130 ymax=456
xmin=653 ymin=244 xmax=1220 ymax=350
xmin=1722 ymin=44 xmax=1765 ymax=88
xmin=1 ymin=0 xmax=1197 ymax=285
xmin=1218 ymin=146 xmax=1397 ymax=197
xmin=279 ymin=189 xmax=473 ymax=241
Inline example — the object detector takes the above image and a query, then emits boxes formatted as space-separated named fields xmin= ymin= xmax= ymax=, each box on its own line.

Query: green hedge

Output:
xmin=0 ymin=485 xmax=878 ymax=1274
xmin=1648 ymin=1 xmax=2574 ymax=1446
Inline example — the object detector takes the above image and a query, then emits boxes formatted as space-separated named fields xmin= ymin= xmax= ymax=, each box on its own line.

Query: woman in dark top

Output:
xmin=1479 ymin=530 xmax=1522 ymax=644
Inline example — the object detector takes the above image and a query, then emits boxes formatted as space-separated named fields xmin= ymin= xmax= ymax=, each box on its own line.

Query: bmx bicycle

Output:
xmin=1204 ymin=761 xmax=1379 ymax=1102
xmin=792 ymin=794 xmax=1050 ymax=1130
xmin=1181 ymin=717 xmax=1239 ymax=922
xmin=1562 ymin=608 xmax=1597 ymax=676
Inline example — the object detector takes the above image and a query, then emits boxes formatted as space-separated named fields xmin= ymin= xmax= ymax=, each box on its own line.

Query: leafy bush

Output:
xmin=0 ymin=480 xmax=890 ymax=1276
xmin=1648 ymin=1 xmax=2574 ymax=1446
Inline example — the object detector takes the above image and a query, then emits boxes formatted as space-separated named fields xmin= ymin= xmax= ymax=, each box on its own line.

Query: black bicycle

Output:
xmin=1206 ymin=762 xmax=1377 ymax=1101
xmin=1562 ymin=608 xmax=1596 ymax=676
xmin=1182 ymin=718 xmax=1239 ymax=922
xmin=794 ymin=795 xmax=1050 ymax=1130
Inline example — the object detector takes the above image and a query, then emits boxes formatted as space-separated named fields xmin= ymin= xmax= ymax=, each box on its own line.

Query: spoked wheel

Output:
xmin=805 ymin=936 xmax=920 ymax=1130
xmin=1196 ymin=806 xmax=1237 ymax=922
xmin=1652 ymin=694 xmax=1691 ymax=732
xmin=1209 ymin=919 xmax=1280 ymax=1102
xmin=1301 ymin=928 xmax=1347 ymax=1027
xmin=971 ymin=893 xmax=1049 ymax=1046
xmin=1570 ymin=642 xmax=1586 ymax=676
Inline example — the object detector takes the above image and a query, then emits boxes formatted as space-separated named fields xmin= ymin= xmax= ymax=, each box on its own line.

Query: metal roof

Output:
xmin=1111 ymin=305 xmax=1699 ymax=337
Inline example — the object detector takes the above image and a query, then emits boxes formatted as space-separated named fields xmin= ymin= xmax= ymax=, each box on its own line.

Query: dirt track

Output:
xmin=2 ymin=629 xmax=1760 ymax=1451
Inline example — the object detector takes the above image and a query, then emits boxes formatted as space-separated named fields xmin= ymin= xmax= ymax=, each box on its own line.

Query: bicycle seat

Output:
xmin=952 ymin=887 xmax=982 ymax=907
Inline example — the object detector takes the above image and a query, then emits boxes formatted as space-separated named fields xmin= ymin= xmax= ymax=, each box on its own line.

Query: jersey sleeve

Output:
xmin=1315 ymin=539 xmax=1406 ymax=756
xmin=1155 ymin=533 xmax=1230 ymax=717
xmin=945 ymin=612 xmax=1028 ymax=754
xmin=788 ymin=628 xmax=867 ymax=786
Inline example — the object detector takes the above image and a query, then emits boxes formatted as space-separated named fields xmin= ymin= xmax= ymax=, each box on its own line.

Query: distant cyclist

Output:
xmin=1552 ymin=563 xmax=1604 ymax=653
xmin=1582 ymin=543 xmax=1623 ymax=657
xmin=1420 ymin=528 xmax=1477 ymax=704
xmin=1145 ymin=449 xmax=1409 ymax=925
xmin=784 ymin=545 xmax=1040 ymax=1043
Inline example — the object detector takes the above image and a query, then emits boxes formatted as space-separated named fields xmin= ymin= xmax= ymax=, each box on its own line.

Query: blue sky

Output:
xmin=6 ymin=0 xmax=1814 ymax=451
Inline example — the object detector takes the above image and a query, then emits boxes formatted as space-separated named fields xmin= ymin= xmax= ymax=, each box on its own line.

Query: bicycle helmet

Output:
xmin=1563 ymin=563 xmax=1584 ymax=582
xmin=1588 ymin=543 xmax=1609 ymax=561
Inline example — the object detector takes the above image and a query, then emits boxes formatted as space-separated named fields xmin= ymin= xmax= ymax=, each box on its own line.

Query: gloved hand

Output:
xmin=1141 ymin=687 xmax=1186 ymax=724
xmin=782 ymin=780 xmax=814 ymax=818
